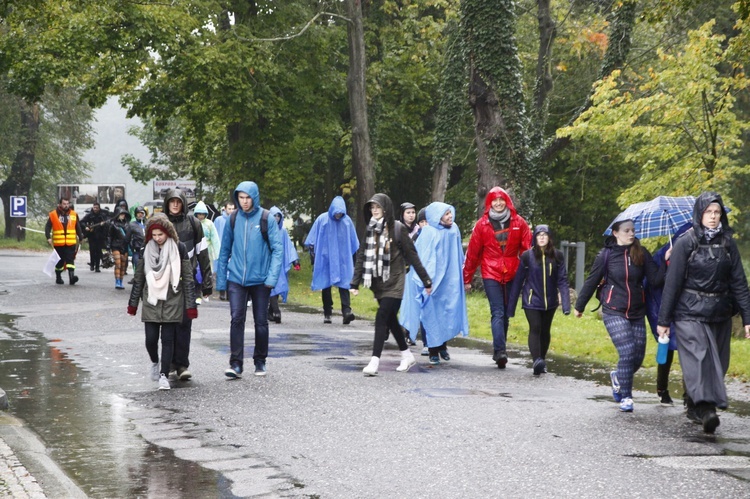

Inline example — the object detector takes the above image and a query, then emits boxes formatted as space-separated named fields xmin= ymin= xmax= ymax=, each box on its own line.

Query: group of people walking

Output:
xmin=50 ymin=183 xmax=750 ymax=435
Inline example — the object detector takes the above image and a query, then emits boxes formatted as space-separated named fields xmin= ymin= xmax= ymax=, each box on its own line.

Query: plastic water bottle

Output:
xmin=656 ymin=336 xmax=670 ymax=364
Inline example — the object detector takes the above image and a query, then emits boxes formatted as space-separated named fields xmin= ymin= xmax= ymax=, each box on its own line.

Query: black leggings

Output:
xmin=145 ymin=322 xmax=177 ymax=375
xmin=372 ymin=297 xmax=407 ymax=357
xmin=524 ymin=308 xmax=556 ymax=360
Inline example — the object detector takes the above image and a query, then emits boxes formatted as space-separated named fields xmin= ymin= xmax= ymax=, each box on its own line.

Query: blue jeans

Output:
xmin=227 ymin=281 xmax=271 ymax=370
xmin=483 ymin=279 xmax=510 ymax=353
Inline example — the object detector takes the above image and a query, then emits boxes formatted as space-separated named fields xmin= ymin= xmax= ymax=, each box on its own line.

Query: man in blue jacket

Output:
xmin=216 ymin=182 xmax=283 ymax=378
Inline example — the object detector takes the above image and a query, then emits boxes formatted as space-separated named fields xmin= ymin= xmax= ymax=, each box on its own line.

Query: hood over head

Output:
xmin=400 ymin=202 xmax=415 ymax=221
xmin=364 ymin=193 xmax=395 ymax=225
xmin=269 ymin=206 xmax=285 ymax=228
xmin=233 ymin=181 xmax=261 ymax=216
xmin=113 ymin=206 xmax=131 ymax=222
xmin=417 ymin=208 xmax=426 ymax=224
xmin=134 ymin=205 xmax=146 ymax=216
xmin=164 ymin=189 xmax=188 ymax=217
xmin=693 ymin=191 xmax=731 ymax=238
xmin=145 ymin=213 xmax=179 ymax=243
xmin=425 ymin=202 xmax=455 ymax=229
xmin=327 ymin=196 xmax=348 ymax=220
xmin=484 ymin=187 xmax=517 ymax=217
xmin=193 ymin=201 xmax=208 ymax=215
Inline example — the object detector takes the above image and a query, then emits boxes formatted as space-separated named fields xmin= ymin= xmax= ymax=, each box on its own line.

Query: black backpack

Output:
xmin=229 ymin=208 xmax=271 ymax=249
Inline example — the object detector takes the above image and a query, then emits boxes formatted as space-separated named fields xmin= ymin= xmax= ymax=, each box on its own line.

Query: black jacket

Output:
xmin=80 ymin=209 xmax=109 ymax=243
xmin=107 ymin=207 xmax=132 ymax=253
xmin=576 ymin=239 xmax=664 ymax=320
xmin=507 ymin=249 xmax=571 ymax=315
xmin=350 ymin=193 xmax=432 ymax=299
xmin=164 ymin=188 xmax=213 ymax=296
xmin=658 ymin=192 xmax=750 ymax=325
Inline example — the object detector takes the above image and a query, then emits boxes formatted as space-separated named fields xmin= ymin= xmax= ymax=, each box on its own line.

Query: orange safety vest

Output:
xmin=49 ymin=209 xmax=78 ymax=246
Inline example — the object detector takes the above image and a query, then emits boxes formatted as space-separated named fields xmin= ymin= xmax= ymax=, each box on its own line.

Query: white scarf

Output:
xmin=143 ymin=238 xmax=181 ymax=306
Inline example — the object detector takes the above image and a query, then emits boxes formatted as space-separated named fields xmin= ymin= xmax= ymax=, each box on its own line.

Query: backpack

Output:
xmin=230 ymin=208 xmax=271 ymax=249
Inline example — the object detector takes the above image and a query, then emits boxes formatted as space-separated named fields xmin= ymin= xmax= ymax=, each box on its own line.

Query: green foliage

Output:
xmin=558 ymin=21 xmax=750 ymax=221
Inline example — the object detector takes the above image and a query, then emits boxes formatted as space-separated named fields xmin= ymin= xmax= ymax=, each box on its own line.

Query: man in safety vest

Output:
xmin=45 ymin=197 xmax=83 ymax=285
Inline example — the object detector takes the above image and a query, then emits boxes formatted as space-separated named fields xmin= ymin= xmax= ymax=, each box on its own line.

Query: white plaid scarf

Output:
xmin=363 ymin=217 xmax=390 ymax=288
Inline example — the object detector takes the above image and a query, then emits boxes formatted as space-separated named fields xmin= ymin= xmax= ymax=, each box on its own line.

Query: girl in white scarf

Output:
xmin=127 ymin=214 xmax=197 ymax=391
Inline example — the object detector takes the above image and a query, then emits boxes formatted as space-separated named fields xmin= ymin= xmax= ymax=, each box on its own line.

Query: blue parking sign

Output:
xmin=10 ymin=196 xmax=27 ymax=217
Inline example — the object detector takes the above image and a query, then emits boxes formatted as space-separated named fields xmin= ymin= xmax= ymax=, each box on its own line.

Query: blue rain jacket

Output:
xmin=269 ymin=206 xmax=299 ymax=302
xmin=216 ymin=181 xmax=283 ymax=289
xmin=400 ymin=202 xmax=469 ymax=346
xmin=305 ymin=196 xmax=359 ymax=290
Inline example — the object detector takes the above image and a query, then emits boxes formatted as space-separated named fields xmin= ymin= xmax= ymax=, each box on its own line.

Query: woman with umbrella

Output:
xmin=657 ymin=192 xmax=750 ymax=433
xmin=574 ymin=219 xmax=665 ymax=412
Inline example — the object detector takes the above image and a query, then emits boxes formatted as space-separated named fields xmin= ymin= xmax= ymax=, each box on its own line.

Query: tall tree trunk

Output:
xmin=531 ymin=0 xmax=556 ymax=144
xmin=346 ymin=0 xmax=375 ymax=236
xmin=431 ymin=158 xmax=450 ymax=202
xmin=464 ymin=0 xmax=531 ymax=217
xmin=0 ymin=100 xmax=40 ymax=239
xmin=469 ymin=66 xmax=504 ymax=216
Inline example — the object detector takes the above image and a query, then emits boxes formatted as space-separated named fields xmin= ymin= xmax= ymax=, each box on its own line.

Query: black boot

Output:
xmin=696 ymin=402 xmax=720 ymax=434
xmin=342 ymin=309 xmax=355 ymax=325
xmin=55 ymin=271 xmax=64 ymax=285
xmin=684 ymin=395 xmax=701 ymax=424
xmin=68 ymin=269 xmax=79 ymax=285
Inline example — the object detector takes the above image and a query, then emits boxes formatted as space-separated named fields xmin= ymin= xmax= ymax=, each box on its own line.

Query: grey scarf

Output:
xmin=489 ymin=208 xmax=510 ymax=224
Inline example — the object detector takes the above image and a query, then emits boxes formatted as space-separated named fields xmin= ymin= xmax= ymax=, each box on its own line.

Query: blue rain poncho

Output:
xmin=305 ymin=196 xmax=359 ymax=290
xmin=268 ymin=206 xmax=299 ymax=302
xmin=400 ymin=202 xmax=469 ymax=346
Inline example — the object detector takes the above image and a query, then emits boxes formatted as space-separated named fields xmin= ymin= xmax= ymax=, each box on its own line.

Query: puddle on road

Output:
xmin=0 ymin=314 xmax=237 ymax=498
xmin=450 ymin=336 xmax=750 ymax=418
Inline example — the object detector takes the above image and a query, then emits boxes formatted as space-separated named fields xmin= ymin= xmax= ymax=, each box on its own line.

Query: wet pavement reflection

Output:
xmin=0 ymin=314 xmax=236 ymax=498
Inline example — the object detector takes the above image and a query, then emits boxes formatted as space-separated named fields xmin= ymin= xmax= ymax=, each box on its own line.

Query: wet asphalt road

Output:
xmin=1 ymin=249 xmax=750 ymax=498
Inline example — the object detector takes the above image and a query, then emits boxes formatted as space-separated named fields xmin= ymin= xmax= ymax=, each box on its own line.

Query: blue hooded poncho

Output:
xmin=400 ymin=202 xmax=469 ymax=346
xmin=269 ymin=206 xmax=299 ymax=302
xmin=305 ymin=196 xmax=359 ymax=291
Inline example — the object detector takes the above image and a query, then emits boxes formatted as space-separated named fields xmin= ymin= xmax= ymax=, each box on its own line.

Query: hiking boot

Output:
xmin=684 ymin=395 xmax=701 ymax=424
xmin=95 ymin=267 xmax=101 ymax=273
xmin=610 ymin=370 xmax=622 ymax=402
xmin=254 ymin=360 xmax=267 ymax=377
xmin=700 ymin=406 xmax=720 ymax=434
xmin=619 ymin=397 xmax=634 ymax=412
xmin=270 ymin=312 xmax=281 ymax=324
xmin=219 ymin=290 xmax=227 ymax=301
xmin=396 ymin=350 xmax=416 ymax=372
xmin=150 ymin=362 xmax=160 ymax=381
xmin=343 ymin=312 xmax=355 ymax=325
xmin=493 ymin=351 xmax=508 ymax=369
xmin=658 ymin=389 xmax=673 ymax=405
xmin=363 ymin=357 xmax=379 ymax=376
xmin=532 ymin=358 xmax=546 ymax=376
xmin=158 ymin=374 xmax=170 ymax=390
xmin=324 ymin=314 xmax=332 ymax=324
xmin=176 ymin=367 xmax=192 ymax=381
xmin=439 ymin=349 xmax=450 ymax=361
xmin=429 ymin=355 xmax=440 ymax=366
xmin=55 ymin=271 xmax=64 ymax=285
xmin=225 ymin=364 xmax=242 ymax=379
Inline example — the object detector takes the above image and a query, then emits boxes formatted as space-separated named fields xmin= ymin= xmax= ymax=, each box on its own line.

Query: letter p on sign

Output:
xmin=11 ymin=196 xmax=27 ymax=217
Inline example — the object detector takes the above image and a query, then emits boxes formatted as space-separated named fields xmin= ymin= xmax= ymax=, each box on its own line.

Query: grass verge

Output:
xmin=286 ymin=253 xmax=750 ymax=380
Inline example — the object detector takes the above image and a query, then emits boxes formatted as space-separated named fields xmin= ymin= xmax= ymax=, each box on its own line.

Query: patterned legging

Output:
xmin=602 ymin=312 xmax=646 ymax=399
xmin=112 ymin=250 xmax=129 ymax=279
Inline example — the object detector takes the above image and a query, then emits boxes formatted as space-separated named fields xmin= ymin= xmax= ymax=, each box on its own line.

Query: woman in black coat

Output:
xmin=574 ymin=219 xmax=664 ymax=413
xmin=657 ymin=192 xmax=750 ymax=434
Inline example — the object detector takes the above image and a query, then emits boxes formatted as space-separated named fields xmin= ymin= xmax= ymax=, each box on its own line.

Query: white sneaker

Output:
xmin=150 ymin=362 xmax=160 ymax=381
xmin=396 ymin=351 xmax=416 ymax=372
xmin=363 ymin=357 xmax=379 ymax=376
xmin=158 ymin=374 xmax=171 ymax=390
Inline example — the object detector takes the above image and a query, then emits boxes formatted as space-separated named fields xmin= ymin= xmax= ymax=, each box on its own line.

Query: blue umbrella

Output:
xmin=603 ymin=195 xmax=697 ymax=239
